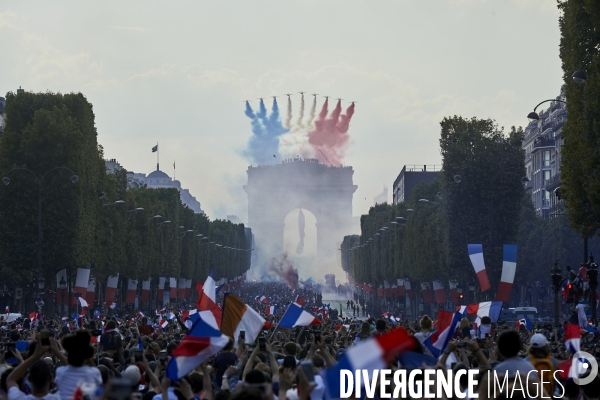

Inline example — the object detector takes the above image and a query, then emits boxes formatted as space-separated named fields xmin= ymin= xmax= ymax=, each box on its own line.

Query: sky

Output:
xmin=0 ymin=0 xmax=563 ymax=224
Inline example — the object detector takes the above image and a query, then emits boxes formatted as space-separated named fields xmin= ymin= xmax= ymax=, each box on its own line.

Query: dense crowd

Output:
xmin=0 ymin=282 xmax=599 ymax=400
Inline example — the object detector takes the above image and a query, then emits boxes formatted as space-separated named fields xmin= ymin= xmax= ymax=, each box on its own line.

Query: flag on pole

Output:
xmin=195 ymin=267 xmax=222 ymax=329
xmin=423 ymin=311 xmax=462 ymax=357
xmin=432 ymin=281 xmax=447 ymax=304
xmin=166 ymin=318 xmax=229 ymax=381
xmin=495 ymin=244 xmax=518 ymax=302
xmin=278 ymin=302 xmax=320 ymax=328
xmin=221 ymin=294 xmax=265 ymax=344
xmin=468 ymin=244 xmax=491 ymax=292
xmin=152 ymin=145 xmax=158 ymax=152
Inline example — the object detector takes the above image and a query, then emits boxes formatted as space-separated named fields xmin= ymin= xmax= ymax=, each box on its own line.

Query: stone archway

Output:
xmin=244 ymin=159 xmax=357 ymax=275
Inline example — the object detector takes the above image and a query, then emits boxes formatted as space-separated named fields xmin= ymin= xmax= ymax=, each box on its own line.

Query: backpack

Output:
xmin=528 ymin=354 xmax=555 ymax=396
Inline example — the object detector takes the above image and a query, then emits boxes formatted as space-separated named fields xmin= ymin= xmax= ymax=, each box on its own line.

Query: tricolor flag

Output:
xmin=73 ymin=267 xmax=91 ymax=305
xmin=259 ymin=295 xmax=269 ymax=304
xmin=449 ymin=280 xmax=459 ymax=305
xmin=165 ymin=318 xmax=230 ymax=381
xmin=77 ymin=297 xmax=89 ymax=309
xmin=141 ymin=280 xmax=151 ymax=303
xmin=85 ymin=278 xmax=96 ymax=306
xmin=558 ymin=325 xmax=584 ymax=380
xmin=433 ymin=281 xmax=447 ymax=304
xmin=169 ymin=277 xmax=177 ymax=299
xmin=565 ymin=324 xmax=580 ymax=354
xmin=278 ymin=302 xmax=320 ymax=328
xmin=105 ymin=275 xmax=119 ymax=305
xmin=29 ymin=311 xmax=39 ymax=325
xmin=126 ymin=279 xmax=137 ymax=304
xmin=456 ymin=301 xmax=503 ymax=323
xmin=421 ymin=282 xmax=432 ymax=304
xmin=404 ymin=279 xmax=413 ymax=299
xmin=160 ymin=319 xmax=169 ymax=329
xmin=195 ymin=267 xmax=222 ymax=329
xmin=495 ymin=244 xmax=517 ymax=302
xmin=265 ymin=305 xmax=277 ymax=315
xmin=516 ymin=318 xmax=532 ymax=330
xmin=221 ymin=294 xmax=266 ymax=344
xmin=468 ymin=244 xmax=491 ymax=292
xmin=323 ymin=328 xmax=415 ymax=399
xmin=397 ymin=278 xmax=405 ymax=296
xmin=423 ymin=311 xmax=462 ymax=357
xmin=158 ymin=277 xmax=166 ymax=301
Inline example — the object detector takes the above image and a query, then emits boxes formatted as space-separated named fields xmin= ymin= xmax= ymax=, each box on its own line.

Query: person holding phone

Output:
xmin=6 ymin=337 xmax=60 ymax=400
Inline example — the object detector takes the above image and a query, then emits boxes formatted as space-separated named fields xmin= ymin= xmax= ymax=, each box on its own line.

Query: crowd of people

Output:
xmin=0 ymin=281 xmax=598 ymax=400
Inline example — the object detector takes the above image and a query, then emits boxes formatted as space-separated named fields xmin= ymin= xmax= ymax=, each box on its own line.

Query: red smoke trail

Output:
xmin=308 ymin=100 xmax=354 ymax=165
xmin=269 ymin=253 xmax=299 ymax=289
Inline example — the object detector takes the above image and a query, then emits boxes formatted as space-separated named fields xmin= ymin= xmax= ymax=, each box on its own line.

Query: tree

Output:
xmin=439 ymin=116 xmax=525 ymax=292
xmin=558 ymin=0 xmax=600 ymax=238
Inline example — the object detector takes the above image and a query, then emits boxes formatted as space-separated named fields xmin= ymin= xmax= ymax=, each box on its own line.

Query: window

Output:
xmin=543 ymin=151 xmax=551 ymax=167
xmin=543 ymin=170 xmax=551 ymax=186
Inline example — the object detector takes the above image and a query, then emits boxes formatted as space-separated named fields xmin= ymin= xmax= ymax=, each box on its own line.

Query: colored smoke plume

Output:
xmin=308 ymin=100 xmax=354 ymax=165
xmin=307 ymin=95 xmax=317 ymax=130
xmin=269 ymin=252 xmax=299 ymax=289
xmin=285 ymin=96 xmax=293 ymax=129
xmin=243 ymin=98 xmax=289 ymax=165
xmin=294 ymin=93 xmax=305 ymax=131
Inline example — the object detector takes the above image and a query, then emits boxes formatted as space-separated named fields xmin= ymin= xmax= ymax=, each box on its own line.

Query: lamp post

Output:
xmin=551 ymin=260 xmax=563 ymax=327
xmin=2 ymin=167 xmax=78 ymax=300
xmin=587 ymin=254 xmax=598 ymax=325
xmin=526 ymin=99 xmax=567 ymax=121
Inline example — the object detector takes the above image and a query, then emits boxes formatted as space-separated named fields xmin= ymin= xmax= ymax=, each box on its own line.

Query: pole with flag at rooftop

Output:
xmin=152 ymin=143 xmax=159 ymax=171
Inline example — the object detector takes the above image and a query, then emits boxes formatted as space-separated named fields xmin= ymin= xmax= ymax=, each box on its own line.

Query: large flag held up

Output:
xmin=278 ymin=302 xmax=320 ymax=328
xmin=495 ymin=244 xmax=518 ymax=302
xmin=221 ymin=294 xmax=265 ymax=344
xmin=468 ymin=244 xmax=491 ymax=292
xmin=323 ymin=328 xmax=416 ymax=399
xmin=195 ymin=267 xmax=222 ymax=329
xmin=165 ymin=318 xmax=229 ymax=381
xmin=456 ymin=301 xmax=503 ymax=323
xmin=423 ymin=310 xmax=462 ymax=357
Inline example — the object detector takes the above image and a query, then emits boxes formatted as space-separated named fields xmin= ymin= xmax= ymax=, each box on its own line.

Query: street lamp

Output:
xmin=587 ymin=254 xmax=598 ymax=325
xmin=147 ymin=215 xmax=162 ymax=224
xmin=104 ymin=200 xmax=125 ymax=207
xmin=123 ymin=207 xmax=144 ymax=224
xmin=572 ymin=69 xmax=587 ymax=84
xmin=526 ymin=99 xmax=567 ymax=121
xmin=551 ymin=260 xmax=563 ymax=327
xmin=2 ymin=166 xmax=78 ymax=298
xmin=158 ymin=220 xmax=171 ymax=229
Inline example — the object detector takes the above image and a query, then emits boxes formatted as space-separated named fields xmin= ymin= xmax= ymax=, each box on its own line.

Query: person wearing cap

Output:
xmin=527 ymin=333 xmax=558 ymax=396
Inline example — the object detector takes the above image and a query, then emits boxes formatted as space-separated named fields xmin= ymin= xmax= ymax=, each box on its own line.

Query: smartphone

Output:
xmin=457 ymin=342 xmax=467 ymax=348
xmin=240 ymin=330 xmax=245 ymax=340
xmin=159 ymin=351 xmax=167 ymax=363
xmin=258 ymin=337 xmax=266 ymax=352
xmin=300 ymin=360 xmax=315 ymax=384
xmin=314 ymin=333 xmax=321 ymax=343
xmin=40 ymin=329 xmax=51 ymax=346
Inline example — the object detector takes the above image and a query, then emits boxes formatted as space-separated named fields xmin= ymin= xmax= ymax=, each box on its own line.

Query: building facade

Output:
xmin=523 ymin=87 xmax=566 ymax=218
xmin=105 ymin=160 xmax=204 ymax=214
xmin=392 ymin=165 xmax=441 ymax=204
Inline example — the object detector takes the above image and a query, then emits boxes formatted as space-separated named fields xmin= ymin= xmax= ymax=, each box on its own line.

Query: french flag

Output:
xmin=166 ymin=318 xmax=230 ymax=381
xmin=449 ymin=280 xmax=459 ymax=305
xmin=495 ymin=244 xmax=517 ymax=302
xmin=195 ymin=267 xmax=222 ymax=329
xmin=456 ymin=301 xmax=503 ymax=322
xmin=468 ymin=244 xmax=491 ymax=292
xmin=278 ymin=302 xmax=320 ymax=328
xmin=565 ymin=324 xmax=580 ymax=354
xmin=259 ymin=295 xmax=269 ymax=304
xmin=424 ymin=311 xmax=462 ymax=357
xmin=397 ymin=279 xmax=405 ymax=296
xmin=558 ymin=325 xmax=584 ymax=380
xmin=265 ymin=305 xmax=277 ymax=315
xmin=421 ymin=282 xmax=432 ymax=304
xmin=294 ymin=294 xmax=304 ymax=306
xmin=405 ymin=280 xmax=413 ymax=299
xmin=516 ymin=318 xmax=532 ymax=330
xmin=323 ymin=328 xmax=415 ymax=399
xmin=160 ymin=319 xmax=169 ymax=329
xmin=433 ymin=281 xmax=447 ymax=304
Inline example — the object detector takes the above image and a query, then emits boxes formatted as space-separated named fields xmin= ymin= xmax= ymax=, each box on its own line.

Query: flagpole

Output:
xmin=157 ymin=142 xmax=159 ymax=171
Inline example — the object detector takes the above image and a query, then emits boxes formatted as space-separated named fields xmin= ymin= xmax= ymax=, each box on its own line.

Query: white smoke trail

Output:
xmin=285 ymin=96 xmax=293 ymax=129
xmin=306 ymin=95 xmax=317 ymax=130
xmin=293 ymin=93 xmax=305 ymax=132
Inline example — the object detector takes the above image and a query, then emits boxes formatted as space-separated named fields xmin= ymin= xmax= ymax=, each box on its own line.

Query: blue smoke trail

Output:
xmin=244 ymin=99 xmax=289 ymax=165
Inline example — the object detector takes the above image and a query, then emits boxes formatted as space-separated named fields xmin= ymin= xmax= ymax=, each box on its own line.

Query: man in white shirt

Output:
xmin=6 ymin=339 xmax=61 ymax=400
xmin=575 ymin=301 xmax=588 ymax=328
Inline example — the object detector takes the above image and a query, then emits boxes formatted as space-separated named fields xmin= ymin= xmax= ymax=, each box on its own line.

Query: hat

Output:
xmin=123 ymin=365 xmax=142 ymax=385
xmin=530 ymin=333 xmax=548 ymax=348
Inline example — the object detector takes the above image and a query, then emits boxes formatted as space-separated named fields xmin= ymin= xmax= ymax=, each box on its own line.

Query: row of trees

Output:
xmin=341 ymin=116 xmax=599 ymax=305
xmin=0 ymin=91 xmax=251 ymax=298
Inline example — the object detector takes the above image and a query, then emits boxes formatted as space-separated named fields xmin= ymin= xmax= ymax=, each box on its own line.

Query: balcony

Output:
xmin=545 ymin=173 xmax=561 ymax=191
xmin=533 ymin=137 xmax=555 ymax=149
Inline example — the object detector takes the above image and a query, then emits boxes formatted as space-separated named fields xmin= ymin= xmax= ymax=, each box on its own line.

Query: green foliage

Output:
xmin=0 ymin=91 xmax=251 ymax=295
xmin=558 ymin=0 xmax=600 ymax=238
